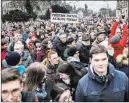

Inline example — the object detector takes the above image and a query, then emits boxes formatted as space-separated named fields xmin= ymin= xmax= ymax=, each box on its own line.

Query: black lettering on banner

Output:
xmin=57 ymin=17 xmax=65 ymax=21
xmin=52 ymin=13 xmax=65 ymax=17
xmin=67 ymin=18 xmax=77 ymax=21
xmin=66 ymin=14 xmax=77 ymax=18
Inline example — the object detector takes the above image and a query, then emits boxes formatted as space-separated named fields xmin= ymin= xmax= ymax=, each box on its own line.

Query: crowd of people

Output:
xmin=1 ymin=15 xmax=129 ymax=102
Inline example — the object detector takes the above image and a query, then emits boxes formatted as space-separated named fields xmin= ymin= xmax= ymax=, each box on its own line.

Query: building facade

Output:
xmin=116 ymin=0 xmax=128 ymax=19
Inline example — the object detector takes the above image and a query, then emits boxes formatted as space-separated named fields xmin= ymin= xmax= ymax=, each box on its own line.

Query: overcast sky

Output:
xmin=66 ymin=1 xmax=117 ymax=12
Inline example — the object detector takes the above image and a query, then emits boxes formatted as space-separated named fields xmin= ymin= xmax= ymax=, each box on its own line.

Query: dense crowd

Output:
xmin=1 ymin=15 xmax=129 ymax=102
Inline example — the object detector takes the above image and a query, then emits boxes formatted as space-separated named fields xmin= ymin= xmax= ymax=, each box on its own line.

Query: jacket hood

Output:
xmin=88 ymin=63 xmax=115 ymax=84
xmin=67 ymin=56 xmax=80 ymax=62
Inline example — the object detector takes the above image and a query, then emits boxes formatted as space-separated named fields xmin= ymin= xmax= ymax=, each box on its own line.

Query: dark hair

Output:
xmin=2 ymin=68 xmax=21 ymax=83
xmin=57 ymin=62 xmax=76 ymax=76
xmin=67 ymin=37 xmax=75 ymax=45
xmin=51 ymin=83 xmax=70 ymax=102
xmin=89 ymin=44 xmax=108 ymax=58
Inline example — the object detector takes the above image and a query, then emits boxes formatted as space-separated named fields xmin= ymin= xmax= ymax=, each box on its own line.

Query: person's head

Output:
xmin=48 ymin=31 xmax=55 ymax=40
xmin=5 ymin=51 xmax=22 ymax=66
xmin=90 ymin=31 xmax=96 ymax=41
xmin=67 ymin=37 xmax=76 ymax=47
xmin=47 ymin=50 xmax=59 ymax=65
xmin=51 ymin=83 xmax=72 ymax=102
xmin=2 ymin=68 xmax=22 ymax=102
xmin=115 ymin=28 xmax=121 ymax=36
xmin=34 ymin=40 xmax=42 ymax=51
xmin=81 ymin=34 xmax=91 ymax=46
xmin=1 ymin=38 xmax=9 ymax=51
xmin=67 ymin=47 xmax=79 ymax=59
xmin=14 ymin=42 xmax=24 ymax=56
xmin=13 ymin=31 xmax=23 ymax=42
xmin=59 ymin=33 xmax=67 ymax=43
xmin=89 ymin=44 xmax=109 ymax=76
xmin=24 ymin=62 xmax=46 ymax=92
xmin=96 ymin=31 xmax=105 ymax=42
xmin=57 ymin=62 xmax=75 ymax=84
xmin=29 ymin=33 xmax=37 ymax=42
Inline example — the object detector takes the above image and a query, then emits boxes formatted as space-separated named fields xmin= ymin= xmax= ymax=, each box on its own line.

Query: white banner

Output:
xmin=51 ymin=13 xmax=79 ymax=23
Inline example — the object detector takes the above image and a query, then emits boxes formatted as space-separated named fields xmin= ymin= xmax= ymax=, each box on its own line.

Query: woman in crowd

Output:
xmin=42 ymin=50 xmax=64 ymax=84
xmin=51 ymin=83 xmax=72 ymax=102
xmin=57 ymin=62 xmax=82 ymax=101
xmin=24 ymin=62 xmax=54 ymax=102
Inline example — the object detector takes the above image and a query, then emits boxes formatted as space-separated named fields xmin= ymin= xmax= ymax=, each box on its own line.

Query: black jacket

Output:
xmin=79 ymin=44 xmax=91 ymax=63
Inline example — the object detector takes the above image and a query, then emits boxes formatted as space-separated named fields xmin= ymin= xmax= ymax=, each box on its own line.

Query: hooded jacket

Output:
xmin=75 ymin=63 xmax=128 ymax=102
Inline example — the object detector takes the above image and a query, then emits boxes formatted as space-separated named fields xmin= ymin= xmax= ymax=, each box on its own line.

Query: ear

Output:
xmin=89 ymin=58 xmax=92 ymax=63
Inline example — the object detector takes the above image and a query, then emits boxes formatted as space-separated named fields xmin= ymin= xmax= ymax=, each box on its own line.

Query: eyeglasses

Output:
xmin=2 ymin=88 xmax=20 ymax=99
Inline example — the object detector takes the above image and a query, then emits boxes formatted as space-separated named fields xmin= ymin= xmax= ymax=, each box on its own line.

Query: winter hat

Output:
xmin=82 ymin=35 xmax=90 ymax=41
xmin=67 ymin=47 xmax=78 ymax=56
xmin=96 ymin=31 xmax=105 ymax=37
xmin=110 ymin=35 xmax=121 ymax=44
xmin=5 ymin=51 xmax=21 ymax=66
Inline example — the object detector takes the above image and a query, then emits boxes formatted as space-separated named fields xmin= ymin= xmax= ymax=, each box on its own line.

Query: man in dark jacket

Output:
xmin=1 ymin=68 xmax=38 ymax=102
xmin=78 ymin=34 xmax=91 ymax=64
xmin=56 ymin=32 xmax=67 ymax=60
xmin=75 ymin=44 xmax=128 ymax=102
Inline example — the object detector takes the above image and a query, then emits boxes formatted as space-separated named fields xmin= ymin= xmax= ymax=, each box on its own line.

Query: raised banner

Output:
xmin=51 ymin=13 xmax=79 ymax=23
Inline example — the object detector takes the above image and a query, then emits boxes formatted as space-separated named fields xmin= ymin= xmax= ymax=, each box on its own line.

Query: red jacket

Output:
xmin=109 ymin=22 xmax=128 ymax=59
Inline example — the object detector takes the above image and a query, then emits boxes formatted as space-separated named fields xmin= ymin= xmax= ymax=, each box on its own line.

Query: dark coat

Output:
xmin=46 ymin=59 xmax=64 ymax=84
xmin=67 ymin=57 xmax=88 ymax=77
xmin=37 ymin=79 xmax=54 ymax=102
xmin=79 ymin=44 xmax=91 ymax=64
xmin=56 ymin=40 xmax=67 ymax=60
xmin=75 ymin=63 xmax=129 ymax=102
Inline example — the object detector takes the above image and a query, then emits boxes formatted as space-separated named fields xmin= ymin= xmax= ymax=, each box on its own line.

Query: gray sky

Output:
xmin=66 ymin=1 xmax=117 ymax=12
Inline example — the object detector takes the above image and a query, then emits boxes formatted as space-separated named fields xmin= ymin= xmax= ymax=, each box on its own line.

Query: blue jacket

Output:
xmin=75 ymin=63 xmax=128 ymax=102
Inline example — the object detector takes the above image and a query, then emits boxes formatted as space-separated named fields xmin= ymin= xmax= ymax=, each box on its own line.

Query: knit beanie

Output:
xmin=67 ymin=47 xmax=78 ymax=56
xmin=5 ymin=51 xmax=21 ymax=66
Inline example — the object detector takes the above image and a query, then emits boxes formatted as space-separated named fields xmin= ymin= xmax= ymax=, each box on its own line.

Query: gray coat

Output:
xmin=21 ymin=50 xmax=33 ymax=68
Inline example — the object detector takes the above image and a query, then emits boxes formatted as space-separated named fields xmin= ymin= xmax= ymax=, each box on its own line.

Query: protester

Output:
xmin=2 ymin=68 xmax=38 ymax=102
xmin=13 ymin=41 xmax=33 ymax=68
xmin=2 ymin=51 xmax=25 ymax=76
xmin=57 ymin=62 xmax=82 ymax=101
xmin=75 ymin=44 xmax=128 ymax=102
xmin=24 ymin=62 xmax=54 ymax=102
xmin=51 ymin=83 xmax=72 ymax=102
xmin=109 ymin=17 xmax=128 ymax=59
xmin=42 ymin=50 xmax=64 ymax=84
